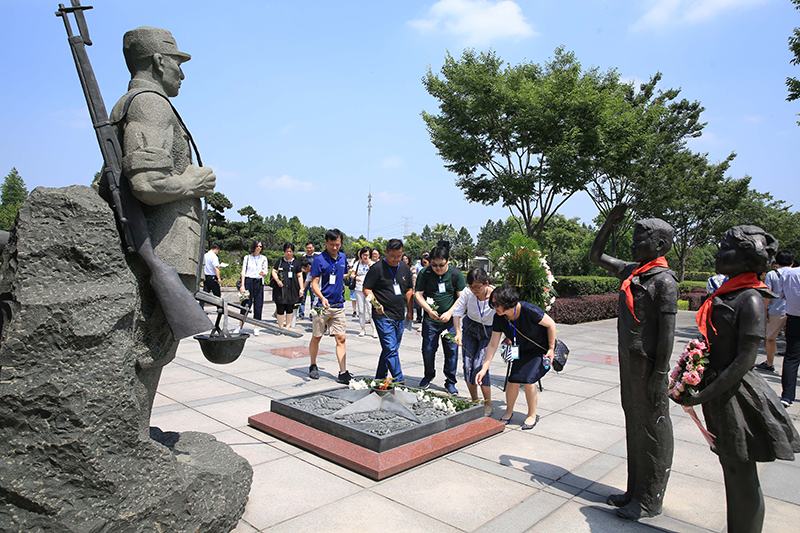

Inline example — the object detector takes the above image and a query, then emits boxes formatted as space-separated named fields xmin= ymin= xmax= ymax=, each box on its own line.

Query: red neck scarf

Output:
xmin=696 ymin=272 xmax=767 ymax=342
xmin=621 ymin=257 xmax=669 ymax=322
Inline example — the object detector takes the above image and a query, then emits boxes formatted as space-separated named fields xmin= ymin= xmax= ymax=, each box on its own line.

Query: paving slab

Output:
xmin=148 ymin=310 xmax=799 ymax=532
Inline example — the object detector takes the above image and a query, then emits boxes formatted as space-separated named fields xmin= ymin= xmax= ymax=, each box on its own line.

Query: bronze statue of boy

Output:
xmin=590 ymin=204 xmax=677 ymax=520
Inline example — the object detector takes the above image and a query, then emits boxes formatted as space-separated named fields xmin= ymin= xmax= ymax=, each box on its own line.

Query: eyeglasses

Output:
xmin=431 ymin=262 xmax=447 ymax=269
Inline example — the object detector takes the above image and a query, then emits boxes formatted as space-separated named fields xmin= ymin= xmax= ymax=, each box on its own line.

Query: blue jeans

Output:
xmin=374 ymin=317 xmax=405 ymax=381
xmin=421 ymin=319 xmax=458 ymax=386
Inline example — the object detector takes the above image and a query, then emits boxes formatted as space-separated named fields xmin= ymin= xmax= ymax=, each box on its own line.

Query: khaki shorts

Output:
xmin=312 ymin=306 xmax=347 ymax=337
xmin=766 ymin=314 xmax=787 ymax=340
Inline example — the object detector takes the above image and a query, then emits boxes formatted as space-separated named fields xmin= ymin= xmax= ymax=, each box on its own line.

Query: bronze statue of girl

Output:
xmin=679 ymin=225 xmax=800 ymax=533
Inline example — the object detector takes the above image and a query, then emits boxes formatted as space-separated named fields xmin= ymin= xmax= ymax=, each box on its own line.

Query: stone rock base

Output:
xmin=0 ymin=186 xmax=252 ymax=532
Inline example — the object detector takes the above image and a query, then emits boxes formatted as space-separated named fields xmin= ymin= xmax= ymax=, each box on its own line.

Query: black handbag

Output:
xmin=551 ymin=339 xmax=570 ymax=372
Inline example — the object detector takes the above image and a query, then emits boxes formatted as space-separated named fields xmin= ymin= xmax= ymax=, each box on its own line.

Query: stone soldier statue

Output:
xmin=590 ymin=204 xmax=677 ymax=520
xmin=107 ymin=27 xmax=216 ymax=433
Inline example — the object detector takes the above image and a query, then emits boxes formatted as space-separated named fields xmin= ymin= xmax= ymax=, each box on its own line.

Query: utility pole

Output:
xmin=367 ymin=188 xmax=373 ymax=241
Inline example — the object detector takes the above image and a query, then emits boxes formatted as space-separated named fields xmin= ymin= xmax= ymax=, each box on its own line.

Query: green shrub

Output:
xmin=677 ymin=281 xmax=707 ymax=293
xmin=684 ymin=271 xmax=714 ymax=282
xmin=554 ymin=276 xmax=621 ymax=297
xmin=677 ymin=300 xmax=689 ymax=311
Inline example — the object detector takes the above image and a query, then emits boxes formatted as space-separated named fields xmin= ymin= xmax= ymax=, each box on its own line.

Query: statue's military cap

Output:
xmin=123 ymin=27 xmax=191 ymax=65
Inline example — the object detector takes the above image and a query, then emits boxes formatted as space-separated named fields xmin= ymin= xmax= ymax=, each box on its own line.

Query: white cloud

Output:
xmin=381 ymin=155 xmax=404 ymax=168
xmin=52 ymin=108 xmax=91 ymax=130
xmin=210 ymin=166 xmax=238 ymax=180
xmin=375 ymin=191 xmax=414 ymax=205
xmin=632 ymin=0 xmax=768 ymax=31
xmin=259 ymin=174 xmax=316 ymax=192
xmin=409 ymin=0 xmax=536 ymax=45
xmin=743 ymin=115 xmax=763 ymax=123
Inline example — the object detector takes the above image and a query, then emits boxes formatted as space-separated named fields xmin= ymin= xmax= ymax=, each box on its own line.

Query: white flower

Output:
xmin=426 ymin=297 xmax=434 ymax=305
xmin=350 ymin=379 xmax=368 ymax=390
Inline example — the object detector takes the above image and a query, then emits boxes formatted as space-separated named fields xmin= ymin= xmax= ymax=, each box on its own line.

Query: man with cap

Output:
xmin=108 ymin=27 xmax=215 ymax=434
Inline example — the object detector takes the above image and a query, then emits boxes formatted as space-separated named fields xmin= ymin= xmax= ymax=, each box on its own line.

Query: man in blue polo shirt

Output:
xmin=308 ymin=228 xmax=352 ymax=384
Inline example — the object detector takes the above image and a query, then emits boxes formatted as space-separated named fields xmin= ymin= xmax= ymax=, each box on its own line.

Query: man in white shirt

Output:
xmin=202 ymin=243 xmax=222 ymax=303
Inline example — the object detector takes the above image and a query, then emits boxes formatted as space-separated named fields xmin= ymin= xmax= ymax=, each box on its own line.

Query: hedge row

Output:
xmin=550 ymin=288 xmax=708 ymax=324
xmin=684 ymin=271 xmax=715 ymax=282
xmin=549 ymin=294 xmax=619 ymax=324
xmin=553 ymin=276 xmax=621 ymax=297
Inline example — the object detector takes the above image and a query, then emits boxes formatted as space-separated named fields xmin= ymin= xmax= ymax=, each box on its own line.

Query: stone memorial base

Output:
xmin=249 ymin=387 xmax=505 ymax=480
xmin=0 ymin=186 xmax=252 ymax=532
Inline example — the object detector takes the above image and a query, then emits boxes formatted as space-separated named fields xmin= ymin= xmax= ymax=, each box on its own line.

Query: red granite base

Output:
xmin=248 ymin=411 xmax=505 ymax=480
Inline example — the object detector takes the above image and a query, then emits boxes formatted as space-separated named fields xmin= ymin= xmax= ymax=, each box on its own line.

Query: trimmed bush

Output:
xmin=678 ymin=300 xmax=690 ymax=311
xmin=550 ymin=294 xmax=618 ymax=324
xmin=553 ymin=276 xmax=621 ymax=297
xmin=679 ymin=292 xmax=706 ymax=311
xmin=684 ymin=271 xmax=715 ymax=282
xmin=677 ymin=281 xmax=707 ymax=293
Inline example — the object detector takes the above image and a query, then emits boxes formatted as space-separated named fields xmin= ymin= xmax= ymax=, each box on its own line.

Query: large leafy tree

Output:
xmin=422 ymin=47 xmax=622 ymax=241
xmin=451 ymin=226 xmax=475 ymax=268
xmin=635 ymin=150 xmax=749 ymax=281
xmin=585 ymin=73 xmax=705 ymax=256
xmin=0 ymin=168 xmax=29 ymax=231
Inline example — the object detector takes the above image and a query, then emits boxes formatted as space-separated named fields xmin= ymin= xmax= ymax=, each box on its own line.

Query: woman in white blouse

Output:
xmin=349 ymin=247 xmax=374 ymax=337
xmin=453 ymin=268 xmax=495 ymax=416
xmin=236 ymin=239 xmax=270 ymax=335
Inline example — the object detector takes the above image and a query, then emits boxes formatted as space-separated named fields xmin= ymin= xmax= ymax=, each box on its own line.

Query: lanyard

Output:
xmin=384 ymin=258 xmax=398 ymax=283
xmin=325 ymin=252 xmax=339 ymax=276
xmin=477 ymin=288 xmax=488 ymax=318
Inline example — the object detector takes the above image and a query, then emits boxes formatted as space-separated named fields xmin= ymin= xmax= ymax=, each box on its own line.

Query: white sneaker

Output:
xmin=359 ymin=329 xmax=366 ymax=337
xmin=372 ymin=329 xmax=379 ymax=338
xmin=232 ymin=326 xmax=241 ymax=334
xmin=253 ymin=327 xmax=260 ymax=336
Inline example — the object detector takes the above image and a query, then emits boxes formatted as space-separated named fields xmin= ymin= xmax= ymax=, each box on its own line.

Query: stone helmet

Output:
xmin=123 ymin=27 xmax=191 ymax=74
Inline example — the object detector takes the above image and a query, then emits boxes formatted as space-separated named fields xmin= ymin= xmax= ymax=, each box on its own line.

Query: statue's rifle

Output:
xmin=56 ymin=1 xmax=212 ymax=340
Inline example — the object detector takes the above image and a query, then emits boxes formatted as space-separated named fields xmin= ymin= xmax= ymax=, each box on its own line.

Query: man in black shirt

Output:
xmin=363 ymin=238 xmax=414 ymax=383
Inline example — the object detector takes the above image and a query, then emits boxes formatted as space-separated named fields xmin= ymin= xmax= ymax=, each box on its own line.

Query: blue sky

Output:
xmin=2 ymin=0 xmax=798 ymax=242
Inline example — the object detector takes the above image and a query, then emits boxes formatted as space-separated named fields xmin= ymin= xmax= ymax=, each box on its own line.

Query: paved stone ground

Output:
xmin=154 ymin=297 xmax=800 ymax=532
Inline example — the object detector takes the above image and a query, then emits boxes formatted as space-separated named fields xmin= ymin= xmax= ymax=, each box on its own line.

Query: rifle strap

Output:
xmin=111 ymin=89 xmax=204 ymax=167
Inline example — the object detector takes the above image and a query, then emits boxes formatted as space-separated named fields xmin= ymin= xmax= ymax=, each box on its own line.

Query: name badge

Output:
xmin=393 ymin=283 xmax=402 ymax=296
xmin=438 ymin=282 xmax=446 ymax=293
xmin=329 ymin=274 xmax=337 ymax=285
xmin=509 ymin=345 xmax=519 ymax=360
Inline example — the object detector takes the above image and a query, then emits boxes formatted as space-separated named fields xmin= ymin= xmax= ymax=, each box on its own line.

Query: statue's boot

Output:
xmin=616 ymin=499 xmax=662 ymax=521
xmin=606 ymin=493 xmax=630 ymax=507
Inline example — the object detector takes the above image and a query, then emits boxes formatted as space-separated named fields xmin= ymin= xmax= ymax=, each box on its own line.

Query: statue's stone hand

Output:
xmin=180 ymin=164 xmax=216 ymax=197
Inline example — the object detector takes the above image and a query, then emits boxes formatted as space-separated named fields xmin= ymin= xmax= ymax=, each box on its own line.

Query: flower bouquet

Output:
xmin=239 ymin=289 xmax=250 ymax=303
xmin=669 ymin=338 xmax=716 ymax=448
xmin=668 ymin=338 xmax=709 ymax=401
xmin=312 ymin=306 xmax=326 ymax=317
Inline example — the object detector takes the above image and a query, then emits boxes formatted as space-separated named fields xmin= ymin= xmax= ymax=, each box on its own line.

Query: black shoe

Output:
xmin=755 ymin=361 xmax=775 ymax=372
xmin=309 ymin=364 xmax=319 ymax=380
xmin=337 ymin=370 xmax=353 ymax=385
xmin=418 ymin=377 xmax=431 ymax=390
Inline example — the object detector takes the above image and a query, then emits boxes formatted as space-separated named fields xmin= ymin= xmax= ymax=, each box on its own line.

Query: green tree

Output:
xmin=635 ymin=150 xmax=749 ymax=281
xmin=402 ymin=232 xmax=426 ymax=260
xmin=787 ymin=0 xmax=800 ymax=107
xmin=717 ymin=188 xmax=800 ymax=255
xmin=452 ymin=226 xmax=475 ymax=268
xmin=206 ymin=191 xmax=232 ymax=248
xmin=0 ymin=168 xmax=29 ymax=231
xmin=586 ymin=73 xmax=705 ymax=256
xmin=422 ymin=47 xmax=622 ymax=241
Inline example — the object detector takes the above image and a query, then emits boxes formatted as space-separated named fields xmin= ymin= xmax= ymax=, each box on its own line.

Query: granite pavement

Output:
xmin=154 ymin=296 xmax=800 ymax=532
